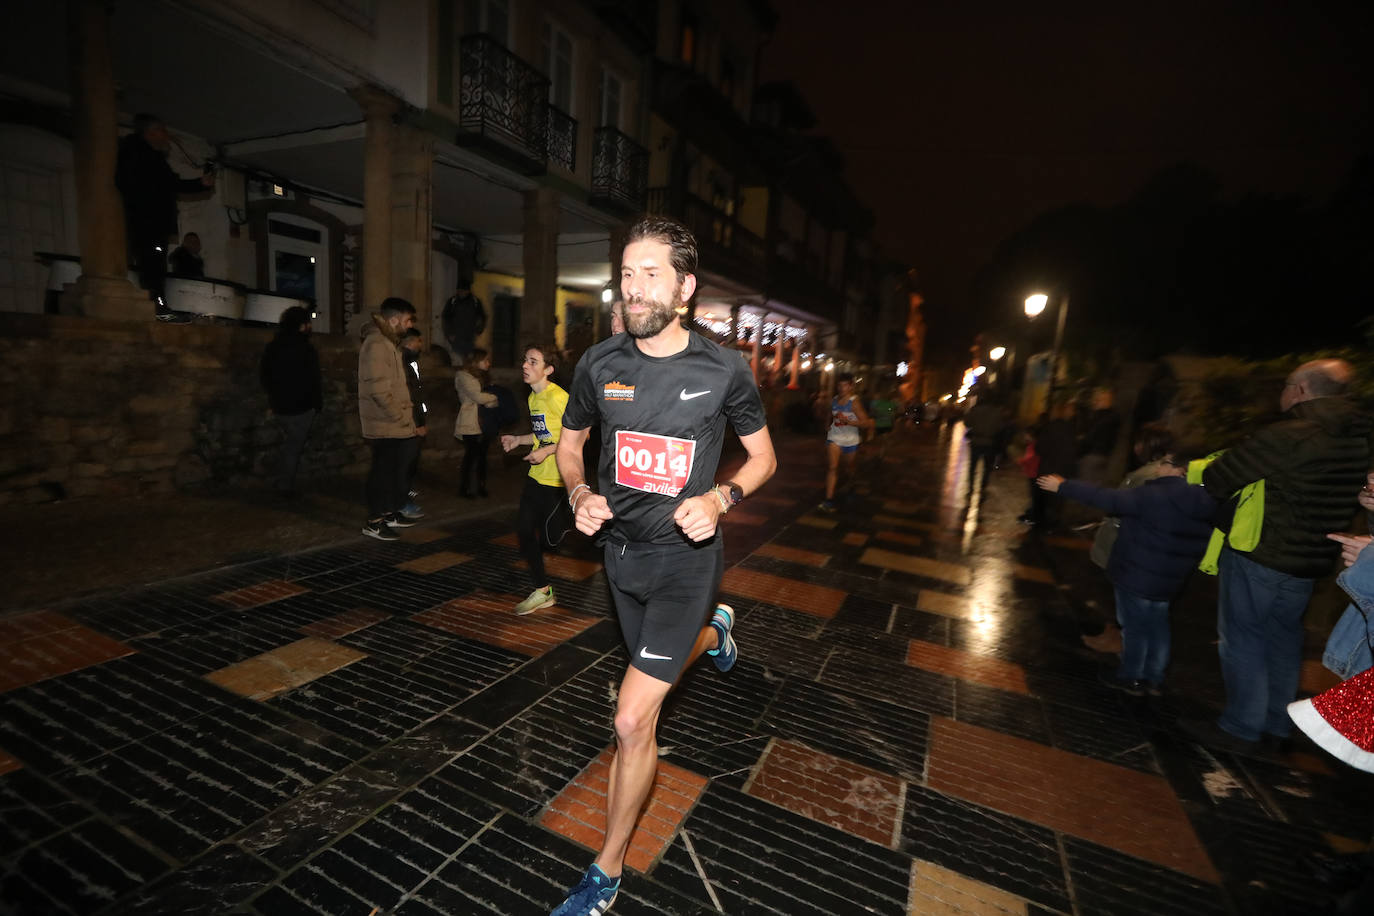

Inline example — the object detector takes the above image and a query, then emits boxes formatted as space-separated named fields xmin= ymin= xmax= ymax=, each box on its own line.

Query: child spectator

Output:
xmin=1037 ymin=448 xmax=1216 ymax=695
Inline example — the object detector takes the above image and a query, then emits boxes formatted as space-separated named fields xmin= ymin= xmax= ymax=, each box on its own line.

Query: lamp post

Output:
xmin=1025 ymin=292 xmax=1069 ymax=407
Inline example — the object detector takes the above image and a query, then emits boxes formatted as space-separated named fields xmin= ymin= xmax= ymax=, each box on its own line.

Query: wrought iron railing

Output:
xmin=591 ymin=127 xmax=648 ymax=208
xmin=458 ymin=34 xmax=549 ymax=166
xmin=681 ymin=194 xmax=767 ymax=275
xmin=546 ymin=105 xmax=577 ymax=172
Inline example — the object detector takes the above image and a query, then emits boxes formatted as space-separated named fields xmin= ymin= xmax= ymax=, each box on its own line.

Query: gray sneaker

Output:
xmin=514 ymin=586 xmax=555 ymax=615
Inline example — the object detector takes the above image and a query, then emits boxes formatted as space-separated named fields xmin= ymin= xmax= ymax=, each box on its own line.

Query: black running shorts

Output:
xmin=604 ymin=538 xmax=724 ymax=685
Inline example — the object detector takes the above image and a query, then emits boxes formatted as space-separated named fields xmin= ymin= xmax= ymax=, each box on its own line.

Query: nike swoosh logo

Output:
xmin=679 ymin=389 xmax=711 ymax=400
xmin=639 ymin=647 xmax=673 ymax=661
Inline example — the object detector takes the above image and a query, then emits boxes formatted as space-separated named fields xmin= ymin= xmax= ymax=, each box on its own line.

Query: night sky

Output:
xmin=760 ymin=1 xmax=1374 ymax=357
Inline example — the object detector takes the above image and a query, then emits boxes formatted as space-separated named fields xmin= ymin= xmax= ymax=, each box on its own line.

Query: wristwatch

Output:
xmin=718 ymin=481 xmax=744 ymax=508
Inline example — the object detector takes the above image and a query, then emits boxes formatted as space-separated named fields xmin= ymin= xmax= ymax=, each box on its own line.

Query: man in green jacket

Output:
xmin=1180 ymin=359 xmax=1371 ymax=751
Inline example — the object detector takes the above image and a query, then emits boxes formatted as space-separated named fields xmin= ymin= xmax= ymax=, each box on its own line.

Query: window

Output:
xmin=464 ymin=0 xmax=508 ymax=44
xmin=680 ymin=10 xmax=698 ymax=65
xmin=543 ymin=21 xmax=575 ymax=112
xmin=267 ymin=214 xmax=331 ymax=333
xmin=599 ymin=70 xmax=623 ymax=129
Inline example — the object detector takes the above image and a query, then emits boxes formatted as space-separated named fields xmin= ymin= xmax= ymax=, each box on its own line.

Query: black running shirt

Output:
xmin=563 ymin=331 xmax=766 ymax=545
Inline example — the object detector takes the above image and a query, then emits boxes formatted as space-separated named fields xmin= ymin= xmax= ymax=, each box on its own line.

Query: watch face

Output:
xmin=728 ymin=483 xmax=744 ymax=505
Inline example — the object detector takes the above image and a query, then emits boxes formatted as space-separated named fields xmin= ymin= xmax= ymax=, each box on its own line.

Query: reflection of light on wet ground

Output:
xmin=961 ymin=567 xmax=1009 ymax=653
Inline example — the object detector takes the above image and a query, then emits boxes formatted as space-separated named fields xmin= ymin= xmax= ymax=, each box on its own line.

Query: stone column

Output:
xmin=390 ymin=123 xmax=434 ymax=339
xmin=351 ymin=86 xmax=399 ymax=313
xmin=522 ymin=187 xmax=560 ymax=347
xmin=62 ymin=0 xmax=149 ymax=319
xmin=788 ymin=324 xmax=802 ymax=389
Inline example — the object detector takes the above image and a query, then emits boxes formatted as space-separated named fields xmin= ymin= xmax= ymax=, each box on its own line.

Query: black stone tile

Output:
xmin=954 ymin=681 xmax=1052 ymax=745
xmin=361 ymin=714 xmax=488 ymax=787
xmin=438 ymin=715 xmax=603 ymax=818
xmin=1062 ymin=835 xmax=1228 ymax=916
xmin=108 ymin=843 xmax=278 ymax=915
xmin=900 ymin=784 xmax=1070 ymax=912
xmin=237 ymin=764 xmax=406 ymax=870
xmin=655 ymin=783 xmax=911 ymax=915
xmin=1235 ymin=754 xmax=1374 ymax=840
xmin=657 ymin=661 xmax=780 ymax=784
xmin=761 ymin=679 xmax=929 ymax=781
xmin=450 ymin=672 xmax=558 ymax=730
xmin=563 ymin=617 xmax=624 ymax=653
xmin=1043 ymin=698 xmax=1160 ymax=775
xmin=11 ymin=819 xmax=167 ymax=914
xmin=510 ymin=640 xmax=602 ymax=690
xmin=889 ymin=605 xmax=953 ymax=644
xmin=0 ymin=870 xmax=64 ymax=916
xmin=821 ymin=646 xmax=955 ymax=717
xmin=0 ymin=768 xmax=89 ymax=859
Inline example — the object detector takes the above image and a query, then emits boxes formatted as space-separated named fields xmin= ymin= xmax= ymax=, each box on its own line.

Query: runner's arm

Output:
xmin=557 ymin=426 xmax=613 ymax=534
xmin=731 ymin=426 xmax=778 ymax=496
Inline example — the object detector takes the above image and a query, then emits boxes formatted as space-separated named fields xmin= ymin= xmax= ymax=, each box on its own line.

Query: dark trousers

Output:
xmin=517 ymin=477 xmax=570 ymax=588
xmin=131 ymin=236 xmax=167 ymax=304
xmin=460 ymin=434 xmax=490 ymax=495
xmin=968 ymin=445 xmax=999 ymax=491
xmin=405 ymin=434 xmax=423 ymax=495
xmin=274 ymin=409 xmax=316 ymax=492
xmin=366 ymin=437 xmax=411 ymax=519
xmin=1028 ymin=479 xmax=1061 ymax=528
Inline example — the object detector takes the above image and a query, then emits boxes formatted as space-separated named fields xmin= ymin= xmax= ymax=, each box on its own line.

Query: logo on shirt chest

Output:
xmin=603 ymin=381 xmax=635 ymax=402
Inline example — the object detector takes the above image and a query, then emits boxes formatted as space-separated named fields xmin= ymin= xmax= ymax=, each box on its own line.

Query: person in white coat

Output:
xmin=454 ymin=348 xmax=498 ymax=497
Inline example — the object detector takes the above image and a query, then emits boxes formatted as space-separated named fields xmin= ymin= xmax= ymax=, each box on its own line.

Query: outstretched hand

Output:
xmin=1036 ymin=474 xmax=1064 ymax=493
xmin=1328 ymin=532 xmax=1373 ymax=568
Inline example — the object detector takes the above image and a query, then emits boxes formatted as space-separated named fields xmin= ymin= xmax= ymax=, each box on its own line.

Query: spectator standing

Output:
xmin=1039 ymin=449 xmax=1216 ymax=695
xmin=1027 ymin=402 xmax=1077 ymax=528
xmin=1180 ymin=359 xmax=1371 ymax=751
xmin=441 ymin=276 xmax=486 ymax=361
xmin=168 ymin=232 xmax=204 ymax=277
xmin=358 ymin=297 xmax=419 ymax=541
xmin=399 ymin=328 xmax=428 ymax=518
xmin=455 ymin=348 xmax=498 ymax=498
xmin=115 ymin=114 xmax=213 ymax=319
xmin=260 ymin=305 xmax=322 ymax=497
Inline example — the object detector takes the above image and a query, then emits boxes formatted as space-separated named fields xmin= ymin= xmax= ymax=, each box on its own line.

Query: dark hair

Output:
xmin=183 ymin=232 xmax=200 ymax=242
xmin=278 ymin=305 xmax=311 ymax=332
xmin=379 ymin=296 xmax=415 ymax=317
xmin=836 ymin=372 xmax=855 ymax=384
xmin=1166 ymin=444 xmax=1208 ymax=468
xmin=524 ymin=342 xmax=558 ymax=374
xmin=400 ymin=327 xmax=422 ymax=341
xmin=463 ymin=347 xmax=489 ymax=383
xmin=625 ymin=216 xmax=698 ymax=279
xmin=1134 ymin=422 xmax=1174 ymax=463
xmin=133 ymin=113 xmax=164 ymax=135
xmin=1302 ymin=365 xmax=1350 ymax=397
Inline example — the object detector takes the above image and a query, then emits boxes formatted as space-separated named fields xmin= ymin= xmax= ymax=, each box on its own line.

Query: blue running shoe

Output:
xmin=551 ymin=863 xmax=619 ymax=915
xmin=706 ymin=603 xmax=736 ymax=672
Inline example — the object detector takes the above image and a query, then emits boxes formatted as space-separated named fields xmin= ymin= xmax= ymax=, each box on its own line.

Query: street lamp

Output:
xmin=1025 ymin=291 xmax=1069 ymax=407
xmin=988 ymin=346 xmax=1006 ymax=361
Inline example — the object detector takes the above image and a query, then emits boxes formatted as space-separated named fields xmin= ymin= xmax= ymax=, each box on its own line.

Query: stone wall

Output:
xmin=0 ymin=314 xmax=460 ymax=505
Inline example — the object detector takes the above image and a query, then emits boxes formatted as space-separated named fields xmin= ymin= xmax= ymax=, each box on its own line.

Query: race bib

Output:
xmin=615 ymin=430 xmax=695 ymax=497
xmin=531 ymin=412 xmax=551 ymax=446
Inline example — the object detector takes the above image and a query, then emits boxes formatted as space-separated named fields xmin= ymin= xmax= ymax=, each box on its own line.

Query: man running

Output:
xmin=551 ymin=216 xmax=776 ymax=915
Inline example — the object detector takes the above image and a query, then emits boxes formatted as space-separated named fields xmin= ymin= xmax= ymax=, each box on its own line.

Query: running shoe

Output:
xmin=400 ymin=501 xmax=425 ymax=518
xmin=361 ymin=519 xmax=399 ymax=541
xmin=514 ymin=586 xmax=555 ymax=615
xmin=706 ymin=603 xmax=737 ymax=672
xmin=818 ymin=499 xmax=836 ymax=513
xmin=551 ymin=863 xmax=619 ymax=916
xmin=385 ymin=511 xmax=420 ymax=528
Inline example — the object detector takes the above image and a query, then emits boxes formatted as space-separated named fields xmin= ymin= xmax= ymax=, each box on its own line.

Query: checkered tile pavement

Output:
xmin=2 ymin=429 xmax=1371 ymax=914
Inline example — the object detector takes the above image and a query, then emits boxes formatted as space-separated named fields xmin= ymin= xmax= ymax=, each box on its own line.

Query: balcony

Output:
xmin=646 ymin=188 xmax=767 ymax=285
xmin=546 ymin=105 xmax=577 ymax=173
xmin=590 ymin=127 xmax=647 ymax=212
xmin=457 ymin=34 xmax=550 ymax=174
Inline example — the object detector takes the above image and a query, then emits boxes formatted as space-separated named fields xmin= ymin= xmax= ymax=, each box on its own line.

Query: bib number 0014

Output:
xmin=614 ymin=430 xmax=696 ymax=497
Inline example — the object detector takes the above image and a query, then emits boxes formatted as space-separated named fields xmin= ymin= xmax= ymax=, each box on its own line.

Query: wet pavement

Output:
xmin=2 ymin=425 xmax=1372 ymax=915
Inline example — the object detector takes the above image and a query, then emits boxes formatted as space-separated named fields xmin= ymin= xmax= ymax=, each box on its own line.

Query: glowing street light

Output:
xmin=988 ymin=346 xmax=1006 ymax=361
xmin=1024 ymin=293 xmax=1048 ymax=318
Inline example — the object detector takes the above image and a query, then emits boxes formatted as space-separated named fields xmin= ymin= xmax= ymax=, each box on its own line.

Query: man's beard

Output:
xmin=624 ymin=293 xmax=680 ymax=339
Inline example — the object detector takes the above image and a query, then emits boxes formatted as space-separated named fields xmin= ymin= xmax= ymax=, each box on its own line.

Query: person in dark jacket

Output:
xmin=115 ymin=114 xmax=214 ymax=318
xmin=168 ymin=232 xmax=204 ymax=277
xmin=1026 ymin=402 xmax=1077 ymax=528
xmin=260 ymin=306 xmax=322 ymax=495
xmin=399 ymin=328 xmax=428 ymax=517
xmin=1039 ymin=451 xmax=1216 ymax=695
xmin=1181 ymin=359 xmax=1372 ymax=752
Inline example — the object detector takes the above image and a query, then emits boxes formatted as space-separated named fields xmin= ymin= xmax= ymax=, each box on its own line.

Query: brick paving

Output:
xmin=2 ymin=427 xmax=1373 ymax=914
